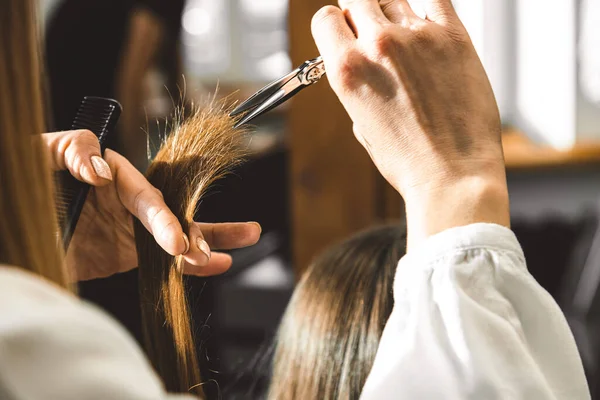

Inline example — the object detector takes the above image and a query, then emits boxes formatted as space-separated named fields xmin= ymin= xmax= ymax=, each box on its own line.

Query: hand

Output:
xmin=311 ymin=0 xmax=510 ymax=248
xmin=44 ymin=130 xmax=261 ymax=281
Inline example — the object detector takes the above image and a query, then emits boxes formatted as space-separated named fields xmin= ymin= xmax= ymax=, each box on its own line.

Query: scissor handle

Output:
xmin=298 ymin=56 xmax=326 ymax=85
xmin=231 ymin=56 xmax=326 ymax=127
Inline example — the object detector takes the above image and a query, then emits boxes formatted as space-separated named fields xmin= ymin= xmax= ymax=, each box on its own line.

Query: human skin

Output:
xmin=43 ymin=130 xmax=261 ymax=281
xmin=311 ymin=0 xmax=510 ymax=249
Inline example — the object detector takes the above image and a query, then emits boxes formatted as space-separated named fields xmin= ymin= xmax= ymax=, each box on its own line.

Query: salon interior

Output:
xmin=40 ymin=0 xmax=600 ymax=398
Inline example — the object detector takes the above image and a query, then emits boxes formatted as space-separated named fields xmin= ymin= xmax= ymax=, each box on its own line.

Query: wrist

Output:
xmin=403 ymin=176 xmax=510 ymax=250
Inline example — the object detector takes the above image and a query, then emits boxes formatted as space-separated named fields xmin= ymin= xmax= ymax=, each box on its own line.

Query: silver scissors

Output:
xmin=230 ymin=56 xmax=326 ymax=128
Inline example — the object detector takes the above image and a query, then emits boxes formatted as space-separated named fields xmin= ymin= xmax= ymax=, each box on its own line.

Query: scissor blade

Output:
xmin=230 ymin=69 xmax=300 ymax=117
xmin=233 ymin=78 xmax=307 ymax=128
xmin=234 ymin=89 xmax=286 ymax=128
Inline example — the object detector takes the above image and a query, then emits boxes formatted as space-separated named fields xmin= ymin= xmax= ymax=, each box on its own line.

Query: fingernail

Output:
xmin=248 ymin=221 xmax=262 ymax=234
xmin=182 ymin=234 xmax=190 ymax=255
xmin=197 ymin=238 xmax=211 ymax=262
xmin=91 ymin=156 xmax=112 ymax=181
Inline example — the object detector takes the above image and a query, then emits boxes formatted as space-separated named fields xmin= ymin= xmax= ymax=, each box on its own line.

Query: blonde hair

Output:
xmin=268 ymin=225 xmax=406 ymax=399
xmin=0 ymin=0 xmax=68 ymax=287
xmin=136 ymin=103 xmax=247 ymax=396
xmin=1 ymin=1 xmax=251 ymax=395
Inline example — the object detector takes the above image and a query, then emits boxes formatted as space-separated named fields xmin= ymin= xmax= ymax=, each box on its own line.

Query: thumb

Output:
xmin=43 ymin=130 xmax=113 ymax=186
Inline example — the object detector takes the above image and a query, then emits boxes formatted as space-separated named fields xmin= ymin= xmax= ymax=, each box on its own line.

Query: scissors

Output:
xmin=230 ymin=56 xmax=326 ymax=128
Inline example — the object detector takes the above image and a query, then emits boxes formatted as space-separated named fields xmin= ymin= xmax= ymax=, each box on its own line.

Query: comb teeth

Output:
xmin=56 ymin=96 xmax=122 ymax=249
xmin=71 ymin=97 xmax=122 ymax=147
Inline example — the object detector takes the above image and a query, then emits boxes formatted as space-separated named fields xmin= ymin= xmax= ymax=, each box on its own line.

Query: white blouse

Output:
xmin=0 ymin=223 xmax=590 ymax=399
xmin=362 ymin=223 xmax=590 ymax=399
xmin=0 ymin=266 xmax=193 ymax=399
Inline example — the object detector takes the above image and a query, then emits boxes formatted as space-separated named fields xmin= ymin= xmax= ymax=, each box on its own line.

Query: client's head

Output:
xmin=268 ymin=224 xmax=407 ymax=400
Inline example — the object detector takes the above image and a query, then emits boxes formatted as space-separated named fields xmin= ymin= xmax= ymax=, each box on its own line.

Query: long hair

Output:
xmin=135 ymin=103 xmax=247 ymax=396
xmin=268 ymin=224 xmax=406 ymax=400
xmin=0 ymin=0 xmax=68 ymax=287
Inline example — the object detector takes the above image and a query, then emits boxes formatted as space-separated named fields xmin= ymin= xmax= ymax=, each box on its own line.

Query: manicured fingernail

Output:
xmin=197 ymin=238 xmax=211 ymax=262
xmin=91 ymin=156 xmax=112 ymax=181
xmin=182 ymin=234 xmax=190 ymax=255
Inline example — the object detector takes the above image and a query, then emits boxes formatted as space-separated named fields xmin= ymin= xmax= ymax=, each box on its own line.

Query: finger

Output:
xmin=183 ymin=223 xmax=211 ymax=267
xmin=42 ymin=130 xmax=113 ymax=186
xmin=421 ymin=0 xmax=457 ymax=23
xmin=380 ymin=0 xmax=419 ymax=25
xmin=312 ymin=6 xmax=355 ymax=60
xmin=183 ymin=252 xmax=232 ymax=277
xmin=196 ymin=222 xmax=262 ymax=250
xmin=105 ymin=149 xmax=188 ymax=256
xmin=338 ymin=0 xmax=390 ymax=35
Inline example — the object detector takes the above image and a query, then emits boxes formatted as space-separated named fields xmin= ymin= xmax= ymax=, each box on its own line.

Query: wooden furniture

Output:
xmin=288 ymin=0 xmax=402 ymax=272
xmin=503 ymin=128 xmax=600 ymax=170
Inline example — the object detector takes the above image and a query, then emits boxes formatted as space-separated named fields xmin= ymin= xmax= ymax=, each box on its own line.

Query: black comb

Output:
xmin=55 ymin=96 xmax=122 ymax=250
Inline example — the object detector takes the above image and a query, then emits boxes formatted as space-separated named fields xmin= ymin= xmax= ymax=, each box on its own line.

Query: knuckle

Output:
xmin=72 ymin=141 xmax=98 ymax=156
xmin=147 ymin=210 xmax=172 ymax=245
xmin=67 ymin=129 xmax=99 ymax=155
xmin=334 ymin=49 xmax=365 ymax=90
xmin=56 ymin=134 xmax=71 ymax=160
xmin=140 ymin=186 xmax=164 ymax=209
xmin=132 ymin=188 xmax=145 ymax=215
xmin=75 ymin=129 xmax=100 ymax=147
xmin=379 ymin=0 xmax=399 ymax=19
xmin=372 ymin=28 xmax=397 ymax=55
xmin=71 ymin=129 xmax=95 ymax=142
xmin=78 ymin=129 xmax=96 ymax=138
xmin=69 ymin=153 xmax=85 ymax=177
xmin=65 ymin=141 xmax=96 ymax=172
xmin=152 ymin=187 xmax=164 ymax=200
xmin=312 ymin=5 xmax=340 ymax=29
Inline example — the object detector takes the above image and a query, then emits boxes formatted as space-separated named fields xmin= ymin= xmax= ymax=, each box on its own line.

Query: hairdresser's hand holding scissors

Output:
xmin=43 ymin=130 xmax=262 ymax=281
xmin=311 ymin=0 xmax=509 ymax=248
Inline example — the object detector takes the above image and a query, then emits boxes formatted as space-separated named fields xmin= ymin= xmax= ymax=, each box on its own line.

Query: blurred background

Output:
xmin=40 ymin=0 xmax=600 ymax=398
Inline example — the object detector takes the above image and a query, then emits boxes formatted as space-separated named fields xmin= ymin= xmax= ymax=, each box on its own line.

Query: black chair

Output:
xmin=558 ymin=209 xmax=600 ymax=392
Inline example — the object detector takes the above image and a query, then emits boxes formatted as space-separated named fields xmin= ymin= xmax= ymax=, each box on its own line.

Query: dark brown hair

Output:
xmin=0 ymin=0 xmax=68 ymax=287
xmin=268 ymin=224 xmax=406 ymax=399
xmin=135 ymin=103 xmax=246 ymax=397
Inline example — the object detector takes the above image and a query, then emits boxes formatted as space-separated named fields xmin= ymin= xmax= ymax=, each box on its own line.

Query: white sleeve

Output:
xmin=361 ymin=223 xmax=591 ymax=400
xmin=0 ymin=267 xmax=194 ymax=400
